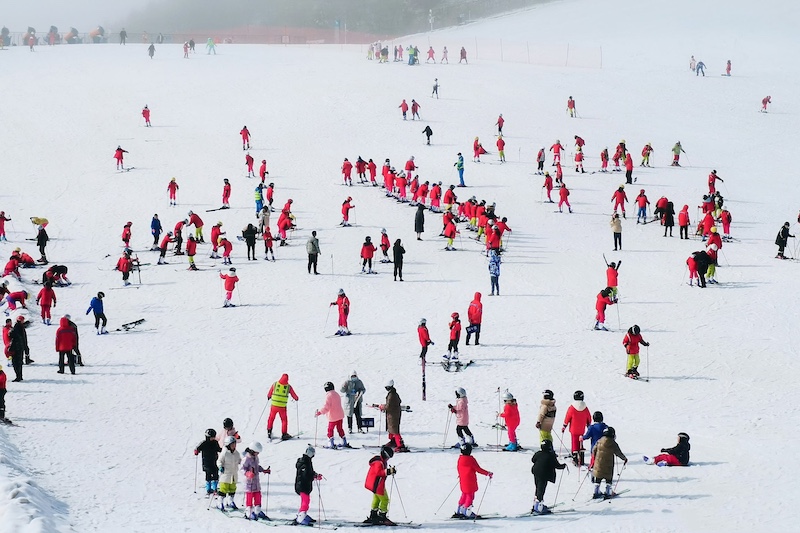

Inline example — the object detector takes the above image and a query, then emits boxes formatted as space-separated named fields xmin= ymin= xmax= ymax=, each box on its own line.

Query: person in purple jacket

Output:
xmin=241 ymin=442 xmax=271 ymax=521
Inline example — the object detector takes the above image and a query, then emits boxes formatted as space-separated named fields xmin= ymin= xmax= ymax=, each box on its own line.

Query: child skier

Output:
xmin=364 ymin=446 xmax=396 ymax=525
xmin=241 ymin=442 xmax=270 ymax=520
xmin=635 ymin=189 xmax=650 ymax=223
xmin=341 ymin=197 xmax=354 ymax=227
xmin=530 ymin=440 xmax=566 ymax=514
xmin=536 ymin=390 xmax=557 ymax=442
xmin=542 ymin=172 xmax=553 ymax=202
xmin=316 ymin=381 xmax=349 ymax=448
xmin=219 ymin=267 xmax=238 ymax=307
xmin=263 ymin=227 xmax=275 ymax=261
xmin=360 ymin=237 xmax=376 ymax=274
xmin=379 ymin=229 xmax=391 ymax=263
xmin=216 ymin=436 xmax=241 ymax=510
xmin=448 ymin=387 xmax=475 ymax=447
xmin=581 ymin=411 xmax=608 ymax=467
xmin=594 ymin=288 xmax=615 ymax=330
xmin=591 ymin=427 xmax=627 ymax=499
xmin=558 ymin=182 xmax=571 ymax=213
xmin=498 ymin=392 xmax=520 ymax=451
xmin=606 ymin=261 xmax=621 ymax=299
xmin=562 ymin=391 xmax=592 ymax=466
xmin=418 ymin=318 xmax=433 ymax=359
xmin=142 ymin=105 xmax=151 ymax=126
xmin=294 ymin=446 xmax=323 ymax=525
xmin=623 ymin=325 xmax=649 ymax=379
xmin=644 ymin=432 xmax=690 ymax=466
xmin=330 ymin=289 xmax=350 ymax=335
xmin=194 ymin=428 xmax=222 ymax=495
xmin=446 ymin=312 xmax=461 ymax=360
xmin=219 ymin=417 xmax=241 ymax=444
xmin=454 ymin=443 xmax=492 ymax=519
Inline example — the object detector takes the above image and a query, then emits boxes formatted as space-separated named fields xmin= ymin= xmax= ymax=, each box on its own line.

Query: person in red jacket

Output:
xmin=364 ymin=446 xmax=396 ymax=525
xmin=558 ymin=183 xmax=572 ymax=213
xmin=173 ymin=219 xmax=187 ymax=254
xmin=188 ymin=211 xmax=205 ymax=242
xmin=550 ymin=140 xmax=563 ymax=165
xmin=0 ymin=364 xmax=7 ymax=421
xmin=562 ymin=390 xmax=592 ymax=466
xmin=720 ymin=208 xmax=732 ymax=240
xmin=641 ymin=143 xmax=653 ymax=167
xmin=454 ymin=443 xmax=493 ymax=519
xmin=624 ymin=153 xmax=634 ymax=184
xmin=653 ymin=196 xmax=669 ymax=221
xmin=473 ymin=137 xmax=481 ymax=162
xmin=186 ymin=235 xmax=198 ymax=270
xmin=360 ymin=236 xmax=376 ymax=274
xmin=3 ymin=256 xmax=21 ymax=281
xmin=498 ymin=391 xmax=520 ymax=450
xmin=219 ymin=236 xmax=233 ymax=265
xmin=35 ymin=282 xmax=56 ymax=325
xmin=612 ymin=145 xmax=622 ymax=171
xmin=354 ymin=157 xmax=367 ymax=183
xmin=701 ymin=212 xmax=715 ymax=240
xmin=330 ymin=289 xmax=350 ymax=335
xmin=121 ymin=221 xmax=132 ymax=248
xmin=0 ymin=211 xmax=11 ymax=242
xmin=542 ymin=172 xmax=554 ymax=203
xmin=259 ymin=159 xmax=268 ymax=183
xmin=555 ymin=161 xmax=563 ymax=185
xmin=594 ymin=288 xmax=614 ymax=331
xmin=114 ymin=145 xmax=128 ymax=170
xmin=115 ymin=251 xmax=134 ymax=286
xmin=678 ymin=205 xmax=691 ymax=239
xmin=443 ymin=219 xmax=458 ymax=251
xmin=623 ymin=324 xmax=649 ymax=378
xmin=341 ymin=197 xmax=354 ymax=227
xmin=611 ymin=186 xmax=628 ymax=217
xmin=367 ymin=159 xmax=377 ymax=186
xmin=342 ymin=158 xmax=353 ymax=186
xmin=221 ymin=178 xmax=231 ymax=209
xmin=686 ymin=254 xmax=699 ymax=286
xmin=707 ymin=170 xmax=724 ymax=194
xmin=398 ymin=99 xmax=409 ymax=120
xmin=55 ymin=315 xmax=79 ymax=374
xmin=496 ymin=135 xmax=506 ymax=163
xmin=413 ymin=181 xmax=429 ymax=207
xmin=219 ymin=267 xmax=238 ymax=307
xmin=210 ymin=221 xmax=224 ymax=259
xmin=240 ymin=126 xmax=250 ymax=150
xmin=410 ymin=99 xmax=421 ymax=120
xmin=446 ymin=312 xmax=461 ymax=359
xmin=606 ymin=260 xmax=621 ymax=299
xmin=158 ymin=231 xmax=174 ymax=265
xmin=635 ymin=189 xmax=650 ymax=223
xmin=417 ymin=318 xmax=433 ymax=359
xmin=465 ymin=292 xmax=483 ymax=345
xmin=167 ymin=177 xmax=179 ymax=206
xmin=265 ymin=182 xmax=275 ymax=211
xmin=404 ymin=156 xmax=417 ymax=181
xmin=574 ymin=146 xmax=584 ymax=173
xmin=495 ymin=114 xmax=504 ymax=134
xmin=244 ymin=153 xmax=254 ymax=178
xmin=600 ymin=147 xmax=609 ymax=172
xmin=379 ymin=229 xmax=391 ymax=263
xmin=142 ymin=105 xmax=151 ymax=126
xmin=567 ymin=96 xmax=576 ymax=117
xmin=263 ymin=227 xmax=275 ymax=261
xmin=761 ymin=96 xmax=771 ymax=112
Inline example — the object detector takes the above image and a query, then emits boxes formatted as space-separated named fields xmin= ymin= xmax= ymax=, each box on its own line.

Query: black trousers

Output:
xmin=394 ymin=262 xmax=403 ymax=279
xmin=308 ymin=253 xmax=318 ymax=273
xmin=94 ymin=313 xmax=107 ymax=328
xmin=534 ymin=476 xmax=548 ymax=501
xmin=11 ymin=354 xmax=22 ymax=380
xmin=613 ymin=233 xmax=622 ymax=250
xmin=59 ymin=351 xmax=76 ymax=374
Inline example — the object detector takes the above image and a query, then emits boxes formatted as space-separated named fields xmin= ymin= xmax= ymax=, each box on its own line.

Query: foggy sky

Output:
xmin=1 ymin=0 xmax=151 ymax=31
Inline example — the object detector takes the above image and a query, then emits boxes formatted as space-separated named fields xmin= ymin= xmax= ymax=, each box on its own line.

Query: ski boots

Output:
xmin=504 ymin=441 xmax=519 ymax=451
xmin=281 ymin=433 xmax=293 ymax=440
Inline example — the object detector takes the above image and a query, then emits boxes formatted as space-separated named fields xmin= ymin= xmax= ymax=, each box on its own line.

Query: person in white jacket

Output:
xmin=216 ymin=436 xmax=242 ymax=510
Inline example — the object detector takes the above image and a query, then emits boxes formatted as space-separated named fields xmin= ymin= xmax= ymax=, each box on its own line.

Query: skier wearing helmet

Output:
xmin=536 ymin=390 xmax=557 ymax=442
xmin=562 ymin=391 xmax=592 ymax=466
xmin=623 ymin=325 xmax=649 ymax=379
xmin=644 ymin=432 xmax=691 ymax=466
xmin=194 ymin=428 xmax=222 ymax=495
xmin=380 ymin=380 xmax=406 ymax=451
xmin=330 ymin=289 xmax=350 ymax=335
xmin=417 ymin=318 xmax=433 ymax=359
xmin=591 ymin=427 xmax=627 ymax=499
xmin=219 ymin=268 xmax=239 ymax=308
xmin=341 ymin=197 xmax=355 ymax=227
xmin=241 ymin=442 xmax=270 ymax=521
xmin=364 ymin=445 xmax=397 ymax=525
xmin=454 ymin=443 xmax=492 ymax=519
xmin=448 ymin=387 xmax=475 ymax=447
xmin=294 ymin=445 xmax=322 ymax=525
xmin=530 ymin=440 xmax=565 ymax=514
xmin=498 ymin=391 xmax=520 ymax=451
xmin=315 ymin=381 xmax=349 ymax=449
xmin=216 ymin=435 xmax=241 ymax=510
xmin=218 ymin=417 xmax=241 ymax=444
xmin=447 ymin=312 xmax=461 ymax=359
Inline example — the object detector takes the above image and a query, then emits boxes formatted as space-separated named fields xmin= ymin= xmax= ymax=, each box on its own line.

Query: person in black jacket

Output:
xmin=242 ymin=223 xmax=258 ymax=260
xmin=414 ymin=205 xmax=425 ymax=240
xmin=194 ymin=429 xmax=222 ymax=494
xmin=422 ymin=125 xmax=433 ymax=145
xmin=645 ymin=432 xmax=690 ymax=466
xmin=36 ymin=225 xmax=49 ymax=263
xmin=294 ymin=445 xmax=322 ymax=526
xmin=663 ymin=202 xmax=675 ymax=237
xmin=775 ymin=222 xmax=794 ymax=259
xmin=392 ymin=239 xmax=405 ymax=281
xmin=691 ymin=250 xmax=710 ymax=288
xmin=530 ymin=439 xmax=566 ymax=515
xmin=9 ymin=316 xmax=30 ymax=381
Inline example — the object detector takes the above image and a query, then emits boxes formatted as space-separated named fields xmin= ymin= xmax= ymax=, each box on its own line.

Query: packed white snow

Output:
xmin=1 ymin=0 xmax=799 ymax=531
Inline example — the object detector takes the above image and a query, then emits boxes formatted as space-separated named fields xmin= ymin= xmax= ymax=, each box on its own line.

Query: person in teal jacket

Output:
xmin=206 ymin=38 xmax=216 ymax=55
xmin=454 ymin=153 xmax=465 ymax=186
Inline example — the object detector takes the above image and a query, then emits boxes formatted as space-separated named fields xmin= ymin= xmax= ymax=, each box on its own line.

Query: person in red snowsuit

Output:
xmin=612 ymin=146 xmax=622 ymax=171
xmin=266 ymin=183 xmax=275 ymax=210
xmin=167 ymin=178 xmax=179 ymax=206
xmin=554 ymin=162 xmax=563 ymax=185
xmin=443 ymin=185 xmax=456 ymax=209
xmin=426 ymin=47 xmax=435 ymax=62
xmin=429 ymin=182 xmax=442 ymax=211
xmin=142 ymin=105 xmax=151 ymax=126
xmin=360 ymin=237 xmax=376 ymax=273
xmin=574 ymin=147 xmax=584 ymax=173
xmin=0 ymin=211 xmax=11 ymax=241
xmin=635 ymin=189 xmax=650 ymax=223
xmin=455 ymin=444 xmax=492 ymax=518
xmin=485 ymin=227 xmax=501 ymax=254
xmin=701 ymin=212 xmax=715 ymax=239
xmin=342 ymin=158 xmax=353 ymax=186
xmin=379 ymin=230 xmax=390 ymax=262
xmin=654 ymin=196 xmax=669 ymax=221
xmin=188 ymin=211 xmax=204 ymax=241
xmin=173 ymin=219 xmax=187 ymax=254
xmin=158 ymin=232 xmax=174 ymax=265
xmin=414 ymin=181 xmax=429 ymax=206
xmin=404 ymin=156 xmax=417 ymax=181
xmin=496 ymin=136 xmax=506 ymax=163
xmin=263 ymin=227 xmax=275 ymax=261
xmin=365 ymin=447 xmax=395 ymax=524
xmin=331 ymin=289 xmax=350 ymax=335
xmin=550 ymin=140 xmax=563 ymax=165
xmin=222 ymin=179 xmax=231 ymax=208
xmin=418 ymin=319 xmax=433 ymax=359
xmin=600 ymin=148 xmax=609 ymax=172
xmin=115 ymin=252 xmax=134 ymax=286
xmin=244 ymin=153 xmax=254 ymax=178
xmin=611 ymin=186 xmax=628 ymax=217
xmin=624 ymin=153 xmax=634 ymax=184
xmin=720 ymin=208 xmax=732 ymax=239
xmin=447 ymin=313 xmax=461 ymax=357
xmin=219 ymin=267 xmax=238 ymax=307
xmin=55 ymin=315 xmax=79 ymax=375
xmin=395 ymin=173 xmax=408 ymax=202
xmin=606 ymin=261 xmax=621 ymax=299
xmin=678 ymin=205 xmax=691 ymax=239
xmin=219 ymin=237 xmax=233 ymax=264
xmin=341 ymin=197 xmax=354 ymax=227
xmin=410 ymin=100 xmax=421 ymax=120
xmin=707 ymin=170 xmax=723 ymax=194
xmin=259 ymin=160 xmax=268 ymax=183
xmin=536 ymin=147 xmax=546 ymax=174
xmin=542 ymin=172 xmax=554 ymax=202
xmin=354 ymin=157 xmax=367 ymax=183
xmin=185 ymin=235 xmax=198 ymax=269
xmin=266 ymin=373 xmax=299 ymax=438
xmin=558 ymin=183 xmax=571 ymax=213
xmin=761 ymin=96 xmax=771 ymax=112
xmin=594 ymin=288 xmax=614 ymax=330
xmin=36 ymin=283 xmax=56 ymax=324
xmin=399 ymin=99 xmax=409 ymax=120
xmin=686 ymin=255 xmax=699 ymax=286
xmin=114 ymin=146 xmax=128 ymax=170
xmin=473 ymin=137 xmax=481 ymax=162
xmin=567 ymin=96 xmax=576 ymax=117
xmin=367 ymin=159 xmax=377 ymax=186
xmin=3 ymin=257 xmax=20 ymax=280
xmin=499 ymin=393 xmax=520 ymax=449
xmin=496 ymin=114 xmax=504 ymax=134
xmin=466 ymin=292 xmax=483 ymax=345
xmin=121 ymin=222 xmax=132 ymax=247
xmin=562 ymin=391 xmax=592 ymax=465
xmin=240 ymin=126 xmax=250 ymax=149
xmin=574 ymin=135 xmax=585 ymax=149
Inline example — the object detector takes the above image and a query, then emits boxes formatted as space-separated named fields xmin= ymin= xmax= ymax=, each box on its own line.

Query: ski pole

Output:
xmin=720 ymin=248 xmax=730 ymax=267
xmin=194 ymin=454 xmax=198 ymax=493
xmin=616 ymin=302 xmax=621 ymax=330
xmin=553 ymin=430 xmax=568 ymax=453
xmin=645 ymin=345 xmax=650 ymax=382
xmin=391 ymin=475 xmax=408 ymax=518
xmin=331 ymin=253 xmax=334 ymax=276
xmin=295 ymin=399 xmax=300 ymax=438
xmin=442 ymin=410 xmax=452 ymax=448
xmin=314 ymin=413 xmax=319 ymax=447
xmin=323 ymin=304 xmax=332 ymax=335
xmin=207 ymin=491 xmax=217 ymax=510
xmin=612 ymin=462 xmax=627 ymax=495
xmin=496 ymin=388 xmax=502 ymax=449
xmin=435 ymin=478 xmax=459 ymax=514
xmin=552 ymin=465 xmax=565 ymax=507
xmin=253 ymin=400 xmax=268 ymax=433
xmin=572 ymin=469 xmax=591 ymax=500
xmin=265 ymin=467 xmax=271 ymax=515
xmin=473 ymin=478 xmax=491 ymax=521
xmin=557 ymin=431 xmax=564 ymax=457
xmin=353 ymin=207 xmax=357 ymax=226
xmin=316 ymin=479 xmax=327 ymax=521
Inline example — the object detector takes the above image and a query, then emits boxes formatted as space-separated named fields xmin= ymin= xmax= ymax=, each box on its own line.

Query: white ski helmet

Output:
xmin=248 ymin=442 xmax=263 ymax=453
xmin=419 ymin=318 xmax=427 ymax=325
xmin=305 ymin=445 xmax=316 ymax=458
xmin=455 ymin=387 xmax=466 ymax=398
xmin=338 ymin=288 xmax=345 ymax=295
xmin=224 ymin=436 xmax=236 ymax=446
xmin=385 ymin=379 xmax=395 ymax=388
xmin=502 ymin=392 xmax=514 ymax=401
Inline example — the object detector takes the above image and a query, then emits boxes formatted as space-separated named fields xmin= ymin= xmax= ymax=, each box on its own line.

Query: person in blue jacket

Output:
xmin=86 ymin=292 xmax=107 ymax=334
xmin=695 ymin=61 xmax=705 ymax=76
xmin=151 ymin=214 xmax=162 ymax=248
xmin=581 ymin=411 xmax=608 ymax=466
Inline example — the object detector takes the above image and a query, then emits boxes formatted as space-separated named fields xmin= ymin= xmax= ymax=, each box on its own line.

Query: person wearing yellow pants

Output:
xmin=364 ymin=446 xmax=396 ymax=526
xmin=623 ymin=325 xmax=649 ymax=379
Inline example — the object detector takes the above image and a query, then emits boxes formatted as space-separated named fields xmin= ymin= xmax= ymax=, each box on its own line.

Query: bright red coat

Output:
xmin=596 ymin=293 xmax=613 ymax=312
xmin=656 ymin=197 xmax=668 ymax=211
xmin=116 ymin=257 xmax=132 ymax=273
xmin=611 ymin=190 xmax=628 ymax=204
xmin=443 ymin=189 xmax=455 ymax=205
xmin=575 ymin=136 xmax=585 ymax=148
xmin=342 ymin=160 xmax=352 ymax=176
xmin=399 ymin=101 xmax=409 ymax=112
xmin=220 ymin=273 xmax=239 ymax=290
xmin=636 ymin=194 xmax=649 ymax=208
xmin=606 ymin=267 xmax=618 ymax=287
xmin=122 ymin=227 xmax=131 ymax=242
xmin=486 ymin=230 xmax=500 ymax=249
xmin=355 ymin=160 xmax=367 ymax=173
xmin=0 ymin=369 xmax=6 ymax=390
xmin=219 ymin=239 xmax=233 ymax=255
xmin=623 ymin=332 xmax=644 ymax=354
xmin=496 ymin=116 xmax=504 ymax=128
xmin=550 ymin=143 xmax=563 ymax=154
xmin=174 ymin=220 xmax=186 ymax=234
xmin=380 ymin=233 xmax=390 ymax=252
xmin=563 ymin=403 xmax=592 ymax=436
xmin=36 ymin=287 xmax=56 ymax=307
xmin=405 ymin=159 xmax=416 ymax=174
xmin=365 ymin=456 xmax=389 ymax=495
xmin=678 ymin=207 xmax=690 ymax=226
xmin=160 ymin=234 xmax=172 ymax=249
xmin=367 ymin=161 xmax=377 ymax=178
xmin=55 ymin=317 xmax=78 ymax=352
xmin=444 ymin=221 xmax=457 ymax=239
xmin=625 ymin=154 xmax=633 ymax=170
xmin=707 ymin=232 xmax=722 ymax=250
xmin=559 ymin=187 xmax=570 ymax=201
xmin=418 ymin=325 xmax=431 ymax=347
xmin=702 ymin=213 xmax=715 ymax=233
xmin=240 ymin=127 xmax=250 ymax=140
xmin=468 ymin=293 xmax=483 ymax=324
xmin=449 ymin=319 xmax=461 ymax=341
xmin=259 ymin=161 xmax=267 ymax=178
xmin=457 ymin=455 xmax=490 ymax=493
xmin=361 ymin=242 xmax=376 ymax=259
xmin=189 ymin=213 xmax=204 ymax=228
xmin=575 ymin=151 xmax=583 ymax=162
xmin=142 ymin=108 xmax=150 ymax=121
xmin=211 ymin=225 xmax=223 ymax=247
xmin=245 ymin=154 xmax=254 ymax=168
xmin=496 ymin=138 xmax=505 ymax=151
xmin=186 ymin=239 xmax=197 ymax=256
xmin=342 ymin=200 xmax=354 ymax=217
xmin=500 ymin=401 xmax=520 ymax=427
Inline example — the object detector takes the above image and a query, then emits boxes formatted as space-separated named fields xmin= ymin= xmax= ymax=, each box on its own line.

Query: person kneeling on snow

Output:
xmin=644 ymin=432 xmax=690 ymax=466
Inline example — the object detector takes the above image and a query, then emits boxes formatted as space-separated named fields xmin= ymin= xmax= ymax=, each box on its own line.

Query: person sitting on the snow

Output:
xmin=644 ymin=432 xmax=690 ymax=466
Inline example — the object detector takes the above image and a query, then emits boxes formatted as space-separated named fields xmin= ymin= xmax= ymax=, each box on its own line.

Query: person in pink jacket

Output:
xmin=562 ymin=391 xmax=592 ymax=466
xmin=316 ymin=382 xmax=349 ymax=448
xmin=448 ymin=387 xmax=475 ymax=446
xmin=498 ymin=391 xmax=521 ymax=451
xmin=219 ymin=267 xmax=238 ymax=307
